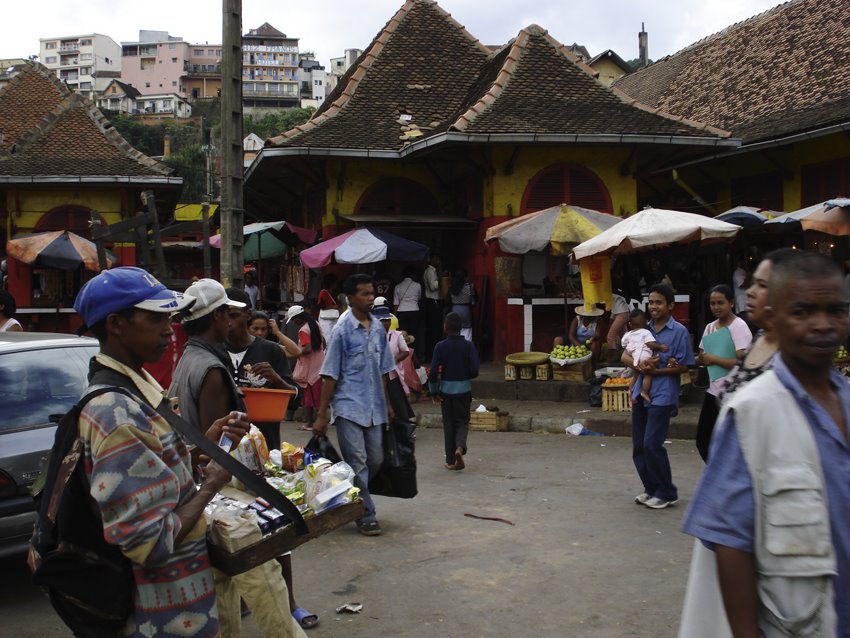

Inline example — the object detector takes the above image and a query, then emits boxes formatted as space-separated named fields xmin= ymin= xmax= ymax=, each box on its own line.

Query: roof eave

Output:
xmin=0 ymin=175 xmax=184 ymax=185
xmin=248 ymin=131 xmax=741 ymax=176
xmin=651 ymin=120 xmax=850 ymax=174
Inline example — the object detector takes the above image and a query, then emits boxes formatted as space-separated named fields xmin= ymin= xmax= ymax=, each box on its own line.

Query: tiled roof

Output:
xmin=246 ymin=23 xmax=287 ymax=38
xmin=0 ymin=62 xmax=173 ymax=178
xmin=450 ymin=26 xmax=725 ymax=138
xmin=269 ymin=0 xmax=728 ymax=152
xmin=269 ymin=0 xmax=497 ymax=149
xmin=0 ymin=61 xmax=68 ymax=153
xmin=613 ymin=0 xmax=850 ymax=144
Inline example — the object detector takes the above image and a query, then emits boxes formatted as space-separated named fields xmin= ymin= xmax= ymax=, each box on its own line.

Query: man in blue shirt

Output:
xmin=315 ymin=273 xmax=395 ymax=536
xmin=622 ymin=284 xmax=694 ymax=509
xmin=683 ymin=252 xmax=850 ymax=636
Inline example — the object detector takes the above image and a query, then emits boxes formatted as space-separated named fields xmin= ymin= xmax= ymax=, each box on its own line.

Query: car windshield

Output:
xmin=0 ymin=345 xmax=98 ymax=433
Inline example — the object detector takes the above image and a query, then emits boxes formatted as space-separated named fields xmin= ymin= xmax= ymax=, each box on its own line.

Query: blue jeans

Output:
xmin=631 ymin=402 xmax=678 ymax=501
xmin=334 ymin=416 xmax=384 ymax=525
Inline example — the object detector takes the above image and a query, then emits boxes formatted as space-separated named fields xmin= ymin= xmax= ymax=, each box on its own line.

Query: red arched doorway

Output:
xmin=521 ymin=163 xmax=612 ymax=214
xmin=34 ymin=205 xmax=105 ymax=238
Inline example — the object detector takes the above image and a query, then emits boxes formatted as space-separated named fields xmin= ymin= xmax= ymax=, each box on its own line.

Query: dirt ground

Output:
xmin=1 ymin=427 xmax=705 ymax=637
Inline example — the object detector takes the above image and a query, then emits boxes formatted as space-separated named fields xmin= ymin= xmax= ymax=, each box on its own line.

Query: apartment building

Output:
xmin=298 ymin=53 xmax=326 ymax=109
xmin=97 ymin=79 xmax=192 ymax=119
xmin=328 ymin=48 xmax=362 ymax=91
xmin=39 ymin=34 xmax=121 ymax=100
xmin=121 ymin=30 xmax=221 ymax=99
xmin=242 ymin=23 xmax=299 ymax=114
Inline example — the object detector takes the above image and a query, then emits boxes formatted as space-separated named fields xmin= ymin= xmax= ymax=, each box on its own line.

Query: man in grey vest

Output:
xmin=683 ymin=251 xmax=850 ymax=637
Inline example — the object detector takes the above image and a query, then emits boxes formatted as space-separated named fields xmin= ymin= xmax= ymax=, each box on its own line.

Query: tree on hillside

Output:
xmin=243 ymin=107 xmax=316 ymax=140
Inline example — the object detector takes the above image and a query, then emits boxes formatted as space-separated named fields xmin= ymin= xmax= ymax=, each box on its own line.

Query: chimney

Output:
xmin=163 ymin=134 xmax=172 ymax=158
xmin=638 ymin=22 xmax=649 ymax=68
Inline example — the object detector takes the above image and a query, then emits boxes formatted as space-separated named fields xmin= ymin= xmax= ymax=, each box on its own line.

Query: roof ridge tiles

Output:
xmin=268 ymin=0 xmax=491 ymax=146
xmin=0 ymin=59 xmax=70 ymax=103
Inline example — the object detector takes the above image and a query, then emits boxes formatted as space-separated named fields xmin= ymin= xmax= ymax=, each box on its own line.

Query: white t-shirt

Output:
xmin=700 ymin=316 xmax=753 ymax=396
xmin=612 ymin=294 xmax=630 ymax=316
xmin=0 ymin=317 xmax=22 ymax=332
xmin=393 ymin=278 xmax=422 ymax=312
xmin=621 ymin=328 xmax=655 ymax=365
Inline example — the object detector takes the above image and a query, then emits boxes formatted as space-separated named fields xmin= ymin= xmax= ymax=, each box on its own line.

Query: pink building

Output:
xmin=120 ymin=30 xmax=220 ymax=99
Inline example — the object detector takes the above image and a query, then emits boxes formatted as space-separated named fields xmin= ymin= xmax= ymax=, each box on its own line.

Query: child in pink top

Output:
xmin=286 ymin=306 xmax=325 ymax=430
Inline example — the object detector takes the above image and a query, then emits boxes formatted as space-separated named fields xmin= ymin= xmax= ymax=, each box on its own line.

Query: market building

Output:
xmin=613 ymin=0 xmax=850 ymax=214
xmin=244 ymin=0 xmax=736 ymax=359
xmin=0 ymin=61 xmax=182 ymax=332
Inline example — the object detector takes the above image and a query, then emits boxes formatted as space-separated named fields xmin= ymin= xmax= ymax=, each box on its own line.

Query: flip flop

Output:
xmin=297 ymin=424 xmax=313 ymax=431
xmin=292 ymin=607 xmax=319 ymax=629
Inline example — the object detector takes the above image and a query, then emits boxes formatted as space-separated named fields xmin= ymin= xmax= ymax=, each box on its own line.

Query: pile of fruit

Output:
xmin=835 ymin=345 xmax=849 ymax=362
xmin=550 ymin=343 xmax=591 ymax=362
xmin=603 ymin=377 xmax=630 ymax=388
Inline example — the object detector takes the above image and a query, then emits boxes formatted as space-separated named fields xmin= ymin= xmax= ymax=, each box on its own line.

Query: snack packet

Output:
xmin=248 ymin=425 xmax=270 ymax=466
xmin=280 ymin=441 xmax=305 ymax=473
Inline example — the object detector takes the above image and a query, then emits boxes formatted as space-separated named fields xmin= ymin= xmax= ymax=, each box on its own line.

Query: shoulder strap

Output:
xmin=89 ymin=366 xmax=308 ymax=535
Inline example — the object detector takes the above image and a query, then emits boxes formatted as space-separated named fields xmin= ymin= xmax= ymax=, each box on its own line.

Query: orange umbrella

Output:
xmin=6 ymin=230 xmax=115 ymax=271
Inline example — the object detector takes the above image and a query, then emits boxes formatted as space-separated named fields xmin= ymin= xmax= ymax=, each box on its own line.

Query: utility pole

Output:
xmin=220 ymin=0 xmax=244 ymax=288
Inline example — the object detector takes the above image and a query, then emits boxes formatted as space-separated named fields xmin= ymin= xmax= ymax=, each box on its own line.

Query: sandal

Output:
xmin=292 ymin=606 xmax=319 ymax=629
xmin=297 ymin=423 xmax=313 ymax=431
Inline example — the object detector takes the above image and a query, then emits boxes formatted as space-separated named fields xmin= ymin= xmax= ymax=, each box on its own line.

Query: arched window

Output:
xmin=355 ymin=177 xmax=440 ymax=216
xmin=34 ymin=205 xmax=105 ymax=238
xmin=521 ymin=163 xmax=612 ymax=214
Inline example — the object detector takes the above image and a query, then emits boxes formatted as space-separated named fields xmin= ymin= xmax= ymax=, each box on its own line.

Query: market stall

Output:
xmin=485 ymin=204 xmax=622 ymax=355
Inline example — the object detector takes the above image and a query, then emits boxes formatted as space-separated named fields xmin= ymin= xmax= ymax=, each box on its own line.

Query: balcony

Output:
xmin=59 ymin=43 xmax=79 ymax=53
xmin=242 ymin=84 xmax=298 ymax=98
xmin=189 ymin=64 xmax=221 ymax=76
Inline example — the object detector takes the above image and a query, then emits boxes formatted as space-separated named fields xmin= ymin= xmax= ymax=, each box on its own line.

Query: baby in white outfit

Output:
xmin=621 ymin=309 xmax=669 ymax=404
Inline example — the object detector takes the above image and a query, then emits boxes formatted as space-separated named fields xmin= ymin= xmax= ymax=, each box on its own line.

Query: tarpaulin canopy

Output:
xmin=572 ymin=208 xmax=742 ymax=259
xmin=764 ymin=199 xmax=850 ymax=236
xmin=484 ymin=204 xmax=621 ymax=255
xmin=299 ymin=228 xmax=429 ymax=268
xmin=714 ymin=206 xmax=770 ymax=228
xmin=6 ymin=230 xmax=115 ymax=271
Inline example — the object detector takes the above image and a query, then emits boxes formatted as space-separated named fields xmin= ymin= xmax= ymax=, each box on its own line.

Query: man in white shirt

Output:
xmin=393 ymin=265 xmax=423 ymax=359
xmin=422 ymin=255 xmax=441 ymax=361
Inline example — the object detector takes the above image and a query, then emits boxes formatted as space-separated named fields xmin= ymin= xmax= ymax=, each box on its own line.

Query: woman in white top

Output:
xmin=393 ymin=265 xmax=422 ymax=355
xmin=695 ymin=284 xmax=752 ymax=461
xmin=0 ymin=291 xmax=22 ymax=332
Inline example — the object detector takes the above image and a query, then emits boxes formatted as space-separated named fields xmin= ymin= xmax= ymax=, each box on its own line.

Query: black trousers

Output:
xmin=695 ymin=393 xmax=720 ymax=462
xmin=423 ymin=298 xmax=442 ymax=361
xmin=440 ymin=393 xmax=471 ymax=464
xmin=396 ymin=310 xmax=422 ymax=357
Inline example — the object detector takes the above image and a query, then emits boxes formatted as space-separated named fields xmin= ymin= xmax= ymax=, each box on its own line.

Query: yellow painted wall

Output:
xmin=320 ymin=145 xmax=636 ymax=225
xmin=783 ymin=133 xmax=850 ymax=210
xmin=589 ymin=59 xmax=627 ymax=87
xmin=6 ymin=188 xmax=125 ymax=234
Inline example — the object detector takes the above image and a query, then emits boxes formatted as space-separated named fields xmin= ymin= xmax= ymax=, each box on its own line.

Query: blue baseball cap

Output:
xmin=74 ymin=267 xmax=195 ymax=327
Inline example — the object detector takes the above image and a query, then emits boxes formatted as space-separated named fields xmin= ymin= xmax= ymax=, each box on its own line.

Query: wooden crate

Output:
xmin=504 ymin=363 xmax=517 ymax=381
xmin=602 ymin=387 xmax=630 ymax=412
xmin=209 ymin=500 xmax=364 ymax=576
xmin=518 ymin=365 xmax=535 ymax=380
xmin=469 ymin=410 xmax=509 ymax=431
xmin=552 ymin=361 xmax=593 ymax=381
xmin=535 ymin=363 xmax=551 ymax=381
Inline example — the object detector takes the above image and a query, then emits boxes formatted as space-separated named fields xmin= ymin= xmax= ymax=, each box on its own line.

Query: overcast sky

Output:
xmin=4 ymin=0 xmax=782 ymax=68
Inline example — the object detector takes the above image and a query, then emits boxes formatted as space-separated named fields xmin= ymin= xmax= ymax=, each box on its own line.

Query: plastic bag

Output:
xmin=305 ymin=434 xmax=343 ymax=465
xmin=303 ymin=460 xmax=358 ymax=513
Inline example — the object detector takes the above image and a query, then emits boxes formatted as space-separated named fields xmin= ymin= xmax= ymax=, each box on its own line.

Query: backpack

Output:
xmin=27 ymin=386 xmax=134 ymax=638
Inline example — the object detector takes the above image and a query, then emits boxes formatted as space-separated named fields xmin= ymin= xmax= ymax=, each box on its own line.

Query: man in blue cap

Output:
xmin=72 ymin=266 xmax=249 ymax=637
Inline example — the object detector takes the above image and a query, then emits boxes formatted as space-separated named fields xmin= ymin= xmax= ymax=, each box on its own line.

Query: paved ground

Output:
xmin=1 ymin=426 xmax=705 ymax=638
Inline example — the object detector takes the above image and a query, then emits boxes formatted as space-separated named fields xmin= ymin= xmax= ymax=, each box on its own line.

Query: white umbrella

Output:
xmin=572 ymin=208 xmax=742 ymax=260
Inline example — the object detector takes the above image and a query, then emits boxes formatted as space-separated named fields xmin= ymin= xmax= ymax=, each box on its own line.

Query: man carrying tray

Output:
xmin=71 ymin=267 xmax=250 ymax=637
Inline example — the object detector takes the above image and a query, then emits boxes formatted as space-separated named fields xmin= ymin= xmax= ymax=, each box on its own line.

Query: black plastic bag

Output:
xmin=588 ymin=376 xmax=605 ymax=407
xmin=369 ymin=418 xmax=418 ymax=499
xmin=305 ymin=434 xmax=343 ymax=464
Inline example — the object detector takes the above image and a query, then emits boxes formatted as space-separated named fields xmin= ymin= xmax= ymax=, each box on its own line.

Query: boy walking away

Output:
xmin=429 ymin=312 xmax=480 ymax=470
xmin=621 ymin=309 xmax=669 ymax=404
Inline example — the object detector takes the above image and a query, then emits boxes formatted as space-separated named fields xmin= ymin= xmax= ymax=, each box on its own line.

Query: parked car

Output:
xmin=0 ymin=332 xmax=98 ymax=558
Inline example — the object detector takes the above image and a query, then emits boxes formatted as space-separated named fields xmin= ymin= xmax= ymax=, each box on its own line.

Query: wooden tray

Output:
xmin=469 ymin=410 xmax=509 ymax=431
xmin=208 ymin=500 xmax=364 ymax=576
